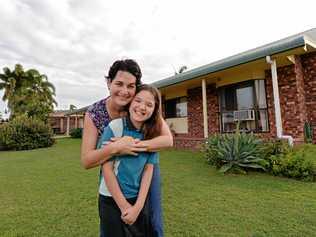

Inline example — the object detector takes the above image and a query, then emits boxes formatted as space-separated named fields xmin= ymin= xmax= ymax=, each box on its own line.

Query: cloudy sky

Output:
xmin=0 ymin=0 xmax=315 ymax=117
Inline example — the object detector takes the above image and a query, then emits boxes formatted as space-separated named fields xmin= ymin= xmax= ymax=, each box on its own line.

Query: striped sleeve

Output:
xmin=97 ymin=125 xmax=115 ymax=149
xmin=97 ymin=118 xmax=124 ymax=149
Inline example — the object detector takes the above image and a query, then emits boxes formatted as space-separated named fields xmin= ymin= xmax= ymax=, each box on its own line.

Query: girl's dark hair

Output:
xmin=105 ymin=59 xmax=142 ymax=87
xmin=135 ymin=84 xmax=162 ymax=140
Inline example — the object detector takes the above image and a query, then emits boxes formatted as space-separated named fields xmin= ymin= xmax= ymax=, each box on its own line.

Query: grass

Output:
xmin=0 ymin=139 xmax=316 ymax=237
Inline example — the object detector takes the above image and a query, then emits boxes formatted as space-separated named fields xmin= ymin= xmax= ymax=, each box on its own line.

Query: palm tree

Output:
xmin=174 ymin=65 xmax=188 ymax=75
xmin=0 ymin=65 xmax=21 ymax=111
xmin=178 ymin=65 xmax=188 ymax=74
xmin=0 ymin=64 xmax=57 ymax=121
xmin=69 ymin=104 xmax=77 ymax=111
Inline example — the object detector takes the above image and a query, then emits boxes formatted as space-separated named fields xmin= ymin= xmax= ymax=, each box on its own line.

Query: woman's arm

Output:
xmin=102 ymin=161 xmax=132 ymax=213
xmin=81 ymin=114 xmax=147 ymax=169
xmin=121 ymin=164 xmax=154 ymax=225
xmin=81 ymin=114 xmax=116 ymax=169
xmin=136 ymin=118 xmax=173 ymax=152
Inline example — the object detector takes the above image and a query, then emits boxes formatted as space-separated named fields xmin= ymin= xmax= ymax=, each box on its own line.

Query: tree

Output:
xmin=69 ymin=104 xmax=77 ymax=111
xmin=0 ymin=64 xmax=57 ymax=121
xmin=178 ymin=65 xmax=188 ymax=74
xmin=174 ymin=65 xmax=188 ymax=75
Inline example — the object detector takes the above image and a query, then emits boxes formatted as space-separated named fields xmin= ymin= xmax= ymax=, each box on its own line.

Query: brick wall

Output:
xmin=173 ymin=84 xmax=220 ymax=149
xmin=265 ymin=52 xmax=316 ymax=144
xmin=171 ymin=86 xmax=204 ymax=149
xmin=187 ymin=87 xmax=204 ymax=138
xmin=207 ymin=84 xmax=220 ymax=134
xmin=301 ymin=52 xmax=316 ymax=143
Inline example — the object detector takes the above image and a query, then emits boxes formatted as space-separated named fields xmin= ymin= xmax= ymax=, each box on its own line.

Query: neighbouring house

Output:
xmin=49 ymin=108 xmax=86 ymax=135
xmin=153 ymin=28 xmax=316 ymax=149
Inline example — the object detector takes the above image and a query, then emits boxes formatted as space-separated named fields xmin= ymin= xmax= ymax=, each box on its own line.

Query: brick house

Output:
xmin=49 ymin=109 xmax=85 ymax=135
xmin=153 ymin=28 xmax=316 ymax=149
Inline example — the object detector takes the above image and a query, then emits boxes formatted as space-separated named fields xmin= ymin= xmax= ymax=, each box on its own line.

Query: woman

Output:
xmin=81 ymin=59 xmax=173 ymax=237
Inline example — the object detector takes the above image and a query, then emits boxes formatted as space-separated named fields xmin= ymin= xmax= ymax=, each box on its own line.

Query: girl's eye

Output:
xmin=146 ymin=103 xmax=153 ymax=108
xmin=128 ymin=84 xmax=136 ymax=89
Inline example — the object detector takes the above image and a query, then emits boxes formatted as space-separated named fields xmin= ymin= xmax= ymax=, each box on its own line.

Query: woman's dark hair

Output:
xmin=105 ymin=59 xmax=142 ymax=87
xmin=135 ymin=84 xmax=162 ymax=140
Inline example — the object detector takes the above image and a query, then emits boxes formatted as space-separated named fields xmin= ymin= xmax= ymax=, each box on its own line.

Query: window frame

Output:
xmin=218 ymin=79 xmax=270 ymax=133
xmin=164 ymin=96 xmax=188 ymax=119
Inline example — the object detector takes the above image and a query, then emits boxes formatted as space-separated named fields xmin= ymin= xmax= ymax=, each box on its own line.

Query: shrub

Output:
xmin=0 ymin=115 xmax=55 ymax=151
xmin=204 ymin=128 xmax=265 ymax=174
xmin=70 ymin=128 xmax=82 ymax=138
xmin=260 ymin=139 xmax=292 ymax=172
xmin=271 ymin=151 xmax=315 ymax=182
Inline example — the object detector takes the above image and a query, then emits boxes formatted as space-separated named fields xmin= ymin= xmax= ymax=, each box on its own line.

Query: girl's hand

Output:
xmin=119 ymin=202 xmax=132 ymax=217
xmin=121 ymin=205 xmax=142 ymax=225
xmin=110 ymin=136 xmax=148 ymax=156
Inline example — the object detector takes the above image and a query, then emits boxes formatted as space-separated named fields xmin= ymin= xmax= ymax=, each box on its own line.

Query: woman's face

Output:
xmin=129 ymin=90 xmax=155 ymax=124
xmin=108 ymin=70 xmax=137 ymax=107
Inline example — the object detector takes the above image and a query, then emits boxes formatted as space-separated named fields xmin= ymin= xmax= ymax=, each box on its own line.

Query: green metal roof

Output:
xmin=65 ymin=106 xmax=89 ymax=116
xmin=153 ymin=28 xmax=316 ymax=89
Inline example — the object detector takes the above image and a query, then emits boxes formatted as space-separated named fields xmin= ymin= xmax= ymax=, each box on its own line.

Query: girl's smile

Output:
xmin=129 ymin=90 xmax=155 ymax=129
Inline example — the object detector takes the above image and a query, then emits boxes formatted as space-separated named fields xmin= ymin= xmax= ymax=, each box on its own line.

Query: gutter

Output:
xmin=266 ymin=56 xmax=294 ymax=146
xmin=153 ymin=34 xmax=307 ymax=89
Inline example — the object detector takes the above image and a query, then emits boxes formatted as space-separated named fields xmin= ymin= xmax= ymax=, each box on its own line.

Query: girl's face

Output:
xmin=129 ymin=90 xmax=155 ymax=124
xmin=108 ymin=70 xmax=137 ymax=107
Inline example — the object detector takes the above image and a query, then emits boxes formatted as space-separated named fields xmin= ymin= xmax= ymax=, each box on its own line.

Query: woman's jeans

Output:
xmin=99 ymin=163 xmax=163 ymax=237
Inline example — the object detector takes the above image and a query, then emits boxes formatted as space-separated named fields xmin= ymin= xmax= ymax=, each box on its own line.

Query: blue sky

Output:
xmin=0 ymin=0 xmax=315 ymax=118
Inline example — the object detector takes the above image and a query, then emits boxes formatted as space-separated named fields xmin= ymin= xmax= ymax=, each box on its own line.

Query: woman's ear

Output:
xmin=106 ymin=78 xmax=111 ymax=91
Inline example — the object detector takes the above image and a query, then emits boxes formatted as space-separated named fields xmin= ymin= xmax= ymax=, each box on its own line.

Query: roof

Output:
xmin=64 ymin=106 xmax=89 ymax=116
xmin=50 ymin=110 xmax=69 ymax=117
xmin=50 ymin=108 xmax=87 ymax=117
xmin=152 ymin=28 xmax=316 ymax=89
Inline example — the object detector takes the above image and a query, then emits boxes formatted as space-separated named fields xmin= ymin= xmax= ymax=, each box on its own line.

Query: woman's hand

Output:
xmin=108 ymin=136 xmax=148 ymax=156
xmin=121 ymin=205 xmax=142 ymax=225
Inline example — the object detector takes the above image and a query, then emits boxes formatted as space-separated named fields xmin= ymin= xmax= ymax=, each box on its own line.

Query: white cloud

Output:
xmin=0 ymin=0 xmax=315 ymax=117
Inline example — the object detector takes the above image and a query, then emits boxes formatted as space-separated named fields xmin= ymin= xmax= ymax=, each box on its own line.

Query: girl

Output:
xmin=98 ymin=85 xmax=162 ymax=236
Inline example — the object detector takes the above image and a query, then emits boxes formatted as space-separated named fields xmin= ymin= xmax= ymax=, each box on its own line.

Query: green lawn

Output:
xmin=1 ymin=139 xmax=316 ymax=237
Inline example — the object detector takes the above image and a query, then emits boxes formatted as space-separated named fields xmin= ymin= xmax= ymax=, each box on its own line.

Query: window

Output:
xmin=165 ymin=97 xmax=187 ymax=118
xmin=219 ymin=80 xmax=269 ymax=133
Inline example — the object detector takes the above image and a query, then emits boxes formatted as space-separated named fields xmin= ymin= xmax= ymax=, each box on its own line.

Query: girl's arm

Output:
xmin=121 ymin=164 xmax=154 ymax=225
xmin=102 ymin=161 xmax=132 ymax=213
xmin=81 ymin=114 xmax=147 ymax=169
xmin=135 ymin=164 xmax=154 ymax=209
xmin=137 ymin=118 xmax=173 ymax=151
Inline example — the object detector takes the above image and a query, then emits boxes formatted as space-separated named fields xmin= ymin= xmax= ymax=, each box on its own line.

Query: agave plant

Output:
xmin=304 ymin=122 xmax=313 ymax=143
xmin=205 ymin=125 xmax=265 ymax=174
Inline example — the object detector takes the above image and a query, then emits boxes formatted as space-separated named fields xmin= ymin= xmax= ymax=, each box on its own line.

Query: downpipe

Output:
xmin=266 ymin=56 xmax=294 ymax=146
